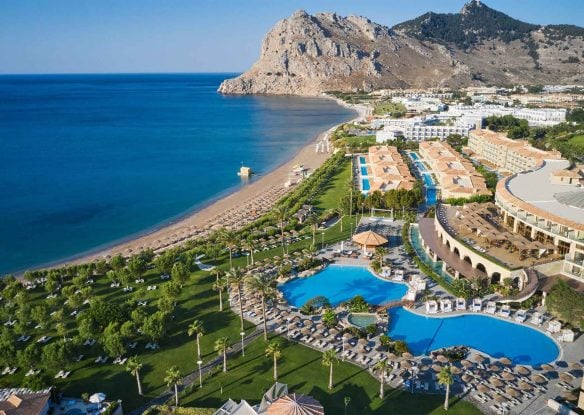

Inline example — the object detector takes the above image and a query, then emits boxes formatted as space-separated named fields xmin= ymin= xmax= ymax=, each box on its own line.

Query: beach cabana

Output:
xmin=559 ymin=329 xmax=575 ymax=342
xmin=455 ymin=298 xmax=466 ymax=311
xmin=514 ymin=309 xmax=527 ymax=323
xmin=546 ymin=320 xmax=562 ymax=334
xmin=352 ymin=231 xmax=388 ymax=255
xmin=531 ymin=312 xmax=543 ymax=326
xmin=485 ymin=301 xmax=497 ymax=314
xmin=472 ymin=298 xmax=482 ymax=312
xmin=439 ymin=299 xmax=452 ymax=313
xmin=498 ymin=304 xmax=511 ymax=318
xmin=426 ymin=300 xmax=438 ymax=314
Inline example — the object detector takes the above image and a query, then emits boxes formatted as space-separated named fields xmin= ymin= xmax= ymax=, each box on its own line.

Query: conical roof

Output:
xmin=352 ymin=230 xmax=388 ymax=246
xmin=266 ymin=393 xmax=324 ymax=415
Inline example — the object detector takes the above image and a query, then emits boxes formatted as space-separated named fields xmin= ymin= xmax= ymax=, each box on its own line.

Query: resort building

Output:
xmin=0 ymin=388 xmax=51 ymax=415
xmin=418 ymin=141 xmax=491 ymax=200
xmin=467 ymin=129 xmax=563 ymax=174
xmin=495 ymin=159 xmax=584 ymax=282
xmin=446 ymin=104 xmax=567 ymax=127
xmin=373 ymin=116 xmax=473 ymax=142
xmin=364 ymin=146 xmax=416 ymax=192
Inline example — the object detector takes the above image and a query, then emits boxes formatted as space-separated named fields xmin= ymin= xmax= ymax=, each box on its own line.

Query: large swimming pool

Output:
xmin=422 ymin=173 xmax=434 ymax=187
xmin=280 ymin=265 xmax=408 ymax=307
xmin=360 ymin=166 xmax=368 ymax=176
xmin=388 ymin=307 xmax=559 ymax=365
xmin=362 ymin=178 xmax=370 ymax=191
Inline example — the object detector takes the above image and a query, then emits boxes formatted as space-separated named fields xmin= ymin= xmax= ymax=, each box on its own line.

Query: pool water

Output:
xmin=409 ymin=225 xmax=452 ymax=282
xmin=362 ymin=179 xmax=370 ymax=191
xmin=66 ymin=410 xmax=83 ymax=415
xmin=360 ymin=166 xmax=368 ymax=176
xmin=422 ymin=174 xmax=434 ymax=187
xmin=388 ymin=307 xmax=559 ymax=365
xmin=415 ymin=161 xmax=427 ymax=172
xmin=348 ymin=313 xmax=377 ymax=328
xmin=409 ymin=152 xmax=420 ymax=161
xmin=359 ymin=156 xmax=366 ymax=164
xmin=280 ymin=265 xmax=407 ymax=307
xmin=426 ymin=187 xmax=437 ymax=206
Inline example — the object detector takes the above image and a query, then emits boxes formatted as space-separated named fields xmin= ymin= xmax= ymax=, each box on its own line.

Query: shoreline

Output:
xmin=23 ymin=100 xmax=366 ymax=274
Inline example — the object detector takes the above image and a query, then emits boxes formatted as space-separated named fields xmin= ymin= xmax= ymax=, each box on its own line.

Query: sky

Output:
xmin=1 ymin=0 xmax=583 ymax=74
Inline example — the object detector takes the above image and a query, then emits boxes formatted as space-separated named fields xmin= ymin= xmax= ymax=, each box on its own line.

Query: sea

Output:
xmin=0 ymin=73 xmax=355 ymax=275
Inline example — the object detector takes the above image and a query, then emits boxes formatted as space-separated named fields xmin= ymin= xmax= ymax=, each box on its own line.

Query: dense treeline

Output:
xmin=484 ymin=115 xmax=530 ymax=138
xmin=546 ymin=280 xmax=584 ymax=329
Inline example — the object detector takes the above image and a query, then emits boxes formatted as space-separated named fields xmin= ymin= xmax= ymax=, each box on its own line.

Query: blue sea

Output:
xmin=0 ymin=73 xmax=355 ymax=275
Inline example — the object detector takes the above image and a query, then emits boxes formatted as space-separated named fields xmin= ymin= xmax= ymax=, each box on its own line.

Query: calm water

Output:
xmin=280 ymin=265 xmax=408 ymax=307
xmin=0 ymin=73 xmax=355 ymax=274
xmin=388 ymin=307 xmax=559 ymax=365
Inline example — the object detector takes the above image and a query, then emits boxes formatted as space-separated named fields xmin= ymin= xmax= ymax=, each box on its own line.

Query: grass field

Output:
xmin=373 ymin=101 xmax=407 ymax=116
xmin=180 ymin=335 xmax=481 ymax=415
xmin=313 ymin=158 xmax=351 ymax=212
xmin=569 ymin=134 xmax=584 ymax=145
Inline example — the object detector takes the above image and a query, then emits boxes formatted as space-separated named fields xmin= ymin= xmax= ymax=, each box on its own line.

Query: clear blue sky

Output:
xmin=1 ymin=0 xmax=582 ymax=74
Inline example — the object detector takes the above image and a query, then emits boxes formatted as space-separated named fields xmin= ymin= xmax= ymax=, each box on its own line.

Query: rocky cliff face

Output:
xmin=219 ymin=2 xmax=584 ymax=95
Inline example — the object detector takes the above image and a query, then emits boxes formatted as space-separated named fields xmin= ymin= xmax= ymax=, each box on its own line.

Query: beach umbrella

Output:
xmin=488 ymin=364 xmax=502 ymax=372
xmin=329 ymin=328 xmax=339 ymax=336
xmin=499 ymin=357 xmax=512 ymax=366
xmin=562 ymin=391 xmax=579 ymax=402
xmin=570 ymin=362 xmax=582 ymax=369
xmin=418 ymin=365 xmax=429 ymax=372
xmin=432 ymin=364 xmax=442 ymax=373
xmin=501 ymin=372 xmax=516 ymax=381
xmin=402 ymin=352 xmax=413 ymax=359
xmin=531 ymin=374 xmax=547 ymax=384
xmin=494 ymin=394 xmax=508 ymax=403
xmin=518 ymin=381 xmax=533 ymax=391
xmin=313 ymin=331 xmax=323 ymax=339
xmin=401 ymin=360 xmax=413 ymax=369
xmin=436 ymin=355 xmax=449 ymax=363
xmin=303 ymin=320 xmax=313 ymax=327
xmin=541 ymin=363 xmax=555 ymax=371
xmin=505 ymin=387 xmax=520 ymax=398
xmin=516 ymin=366 xmax=530 ymax=375
xmin=559 ymin=372 xmax=575 ymax=382
xmin=461 ymin=359 xmax=473 ymax=368
xmin=301 ymin=327 xmax=312 ymax=335
xmin=450 ymin=366 xmax=462 ymax=375
xmin=89 ymin=393 xmax=106 ymax=410
xmin=473 ymin=354 xmax=486 ymax=363
xmin=343 ymin=333 xmax=353 ymax=340
xmin=387 ymin=353 xmax=398 ymax=360
xmin=489 ymin=377 xmax=504 ymax=387
xmin=477 ymin=384 xmax=490 ymax=393
xmin=461 ymin=374 xmax=474 ymax=383
xmin=316 ymin=323 xmax=326 ymax=332
xmin=358 ymin=338 xmax=368 ymax=346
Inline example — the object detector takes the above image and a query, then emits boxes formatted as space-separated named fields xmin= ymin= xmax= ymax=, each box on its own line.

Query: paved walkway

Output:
xmin=126 ymin=328 xmax=263 ymax=415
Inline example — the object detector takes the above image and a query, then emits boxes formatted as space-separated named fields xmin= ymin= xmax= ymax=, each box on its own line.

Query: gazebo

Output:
xmin=352 ymin=230 xmax=388 ymax=255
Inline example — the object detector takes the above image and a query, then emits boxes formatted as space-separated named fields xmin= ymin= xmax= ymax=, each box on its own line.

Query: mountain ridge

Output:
xmin=219 ymin=1 xmax=584 ymax=95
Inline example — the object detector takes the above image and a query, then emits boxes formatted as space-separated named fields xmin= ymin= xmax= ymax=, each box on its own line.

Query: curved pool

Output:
xmin=280 ymin=265 xmax=407 ymax=307
xmin=388 ymin=307 xmax=559 ymax=366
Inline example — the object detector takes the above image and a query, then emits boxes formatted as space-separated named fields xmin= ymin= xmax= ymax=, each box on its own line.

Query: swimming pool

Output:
xmin=348 ymin=313 xmax=377 ymax=328
xmin=362 ymin=179 xmax=370 ymax=191
xmin=280 ymin=265 xmax=407 ymax=307
xmin=426 ymin=187 xmax=437 ymax=206
xmin=359 ymin=156 xmax=366 ymax=164
xmin=415 ymin=161 xmax=427 ymax=172
xmin=388 ymin=307 xmax=559 ymax=365
xmin=409 ymin=225 xmax=452 ymax=282
xmin=409 ymin=152 xmax=420 ymax=161
xmin=360 ymin=166 xmax=368 ymax=176
xmin=422 ymin=173 xmax=435 ymax=187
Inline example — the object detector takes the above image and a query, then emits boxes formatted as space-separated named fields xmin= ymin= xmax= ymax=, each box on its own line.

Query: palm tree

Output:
xmin=374 ymin=247 xmax=385 ymax=268
xmin=218 ymin=229 xmax=239 ymax=269
xmin=438 ymin=365 xmax=454 ymax=411
xmin=245 ymin=273 xmax=276 ymax=340
xmin=373 ymin=359 xmax=389 ymax=399
xmin=379 ymin=334 xmax=392 ymax=353
xmin=214 ymin=337 xmax=230 ymax=372
xmin=304 ymin=214 xmax=319 ymax=246
xmin=227 ymin=267 xmax=246 ymax=331
xmin=322 ymin=349 xmax=338 ymax=390
xmin=126 ymin=356 xmax=144 ymax=396
xmin=265 ymin=341 xmax=282 ymax=381
xmin=241 ymin=236 xmax=255 ymax=266
xmin=164 ymin=366 xmax=182 ymax=406
xmin=334 ymin=207 xmax=344 ymax=232
xmin=272 ymin=205 xmax=289 ymax=255
xmin=187 ymin=320 xmax=205 ymax=361
xmin=213 ymin=276 xmax=228 ymax=311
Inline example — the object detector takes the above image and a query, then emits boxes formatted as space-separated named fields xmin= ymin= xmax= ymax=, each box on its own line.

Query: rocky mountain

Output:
xmin=218 ymin=0 xmax=584 ymax=96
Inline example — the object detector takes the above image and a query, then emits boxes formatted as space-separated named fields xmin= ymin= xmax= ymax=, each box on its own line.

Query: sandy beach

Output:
xmin=41 ymin=101 xmax=366 ymax=270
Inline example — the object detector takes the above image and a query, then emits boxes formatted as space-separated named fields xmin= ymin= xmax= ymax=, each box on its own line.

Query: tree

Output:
xmin=379 ymin=335 xmax=392 ymax=353
xmin=265 ymin=341 xmax=282 ymax=381
xmin=227 ymin=267 xmax=246 ymax=331
xmin=142 ymin=311 xmax=168 ymax=343
xmin=374 ymin=247 xmax=385 ymax=268
xmin=373 ymin=359 xmax=389 ymax=399
xmin=213 ymin=275 xmax=228 ymax=312
xmin=214 ymin=337 xmax=230 ymax=372
xmin=41 ymin=340 xmax=70 ymax=371
xmin=154 ymin=251 xmax=174 ymax=276
xmin=272 ymin=205 xmax=289 ymax=255
xmin=31 ymin=304 xmax=50 ymax=329
xmin=322 ymin=349 xmax=338 ymax=390
xmin=102 ymin=322 xmax=126 ymax=358
xmin=218 ymin=229 xmax=239 ymax=269
xmin=118 ymin=268 xmax=132 ymax=290
xmin=241 ymin=236 xmax=255 ymax=266
xmin=45 ymin=272 xmax=58 ymax=294
xmin=322 ymin=308 xmax=337 ymax=328
xmin=171 ymin=262 xmax=189 ymax=286
xmin=56 ymin=322 xmax=68 ymax=341
xmin=245 ymin=273 xmax=276 ymax=340
xmin=304 ymin=214 xmax=319 ymax=246
xmin=188 ymin=320 xmax=205 ymax=362
xmin=164 ymin=366 xmax=182 ymax=406
xmin=128 ymin=256 xmax=147 ymax=280
xmin=126 ymin=356 xmax=144 ymax=396
xmin=110 ymin=254 xmax=126 ymax=271
xmin=334 ymin=207 xmax=345 ymax=232
xmin=438 ymin=365 xmax=454 ymax=410
xmin=0 ymin=329 xmax=16 ymax=368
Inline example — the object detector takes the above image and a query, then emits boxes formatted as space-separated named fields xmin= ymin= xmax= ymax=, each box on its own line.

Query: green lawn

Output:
xmin=313 ymin=158 xmax=351 ymax=211
xmin=180 ymin=335 xmax=481 ymax=415
xmin=569 ymin=134 xmax=584 ymax=145
xmin=373 ymin=102 xmax=407 ymax=116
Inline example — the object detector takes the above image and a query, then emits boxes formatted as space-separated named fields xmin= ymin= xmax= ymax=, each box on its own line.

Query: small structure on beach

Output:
xmin=238 ymin=166 xmax=253 ymax=177
xmin=352 ymin=230 xmax=388 ymax=254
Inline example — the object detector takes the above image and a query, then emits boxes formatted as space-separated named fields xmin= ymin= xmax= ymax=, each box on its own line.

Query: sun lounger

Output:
xmin=485 ymin=301 xmax=497 ymax=314
xmin=515 ymin=309 xmax=527 ymax=323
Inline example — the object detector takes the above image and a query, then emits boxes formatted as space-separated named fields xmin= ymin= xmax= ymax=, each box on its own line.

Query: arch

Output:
xmin=491 ymin=272 xmax=501 ymax=285
xmin=476 ymin=263 xmax=487 ymax=274
xmin=446 ymin=240 xmax=451 ymax=251
xmin=453 ymin=247 xmax=461 ymax=259
xmin=463 ymin=256 xmax=472 ymax=266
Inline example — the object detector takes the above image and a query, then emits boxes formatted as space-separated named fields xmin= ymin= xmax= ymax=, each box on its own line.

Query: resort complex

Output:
xmin=360 ymin=145 xmax=416 ymax=193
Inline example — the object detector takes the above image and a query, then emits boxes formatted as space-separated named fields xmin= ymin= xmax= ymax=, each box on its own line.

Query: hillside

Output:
xmin=219 ymin=1 xmax=584 ymax=95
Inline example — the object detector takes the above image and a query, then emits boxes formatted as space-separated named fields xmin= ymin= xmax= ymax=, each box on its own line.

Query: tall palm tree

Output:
xmin=437 ymin=365 xmax=454 ymax=411
xmin=265 ymin=341 xmax=282 ymax=381
xmin=241 ymin=236 xmax=255 ymax=266
xmin=304 ymin=214 xmax=319 ymax=247
xmin=245 ymin=273 xmax=276 ymax=340
xmin=213 ymin=276 xmax=228 ymax=311
xmin=322 ymin=349 xmax=338 ymax=390
xmin=164 ymin=366 xmax=182 ymax=406
xmin=374 ymin=247 xmax=385 ymax=268
xmin=272 ymin=205 xmax=289 ymax=255
xmin=334 ymin=207 xmax=344 ymax=232
xmin=373 ymin=359 xmax=389 ymax=399
xmin=227 ymin=267 xmax=246 ymax=331
xmin=214 ymin=337 xmax=230 ymax=372
xmin=126 ymin=356 xmax=143 ymax=396
xmin=187 ymin=320 xmax=205 ymax=361
xmin=218 ymin=229 xmax=239 ymax=269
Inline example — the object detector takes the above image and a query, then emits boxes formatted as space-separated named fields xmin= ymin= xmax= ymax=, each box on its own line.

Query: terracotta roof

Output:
xmin=267 ymin=393 xmax=324 ymax=415
xmin=0 ymin=393 xmax=50 ymax=415
xmin=352 ymin=230 xmax=388 ymax=246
